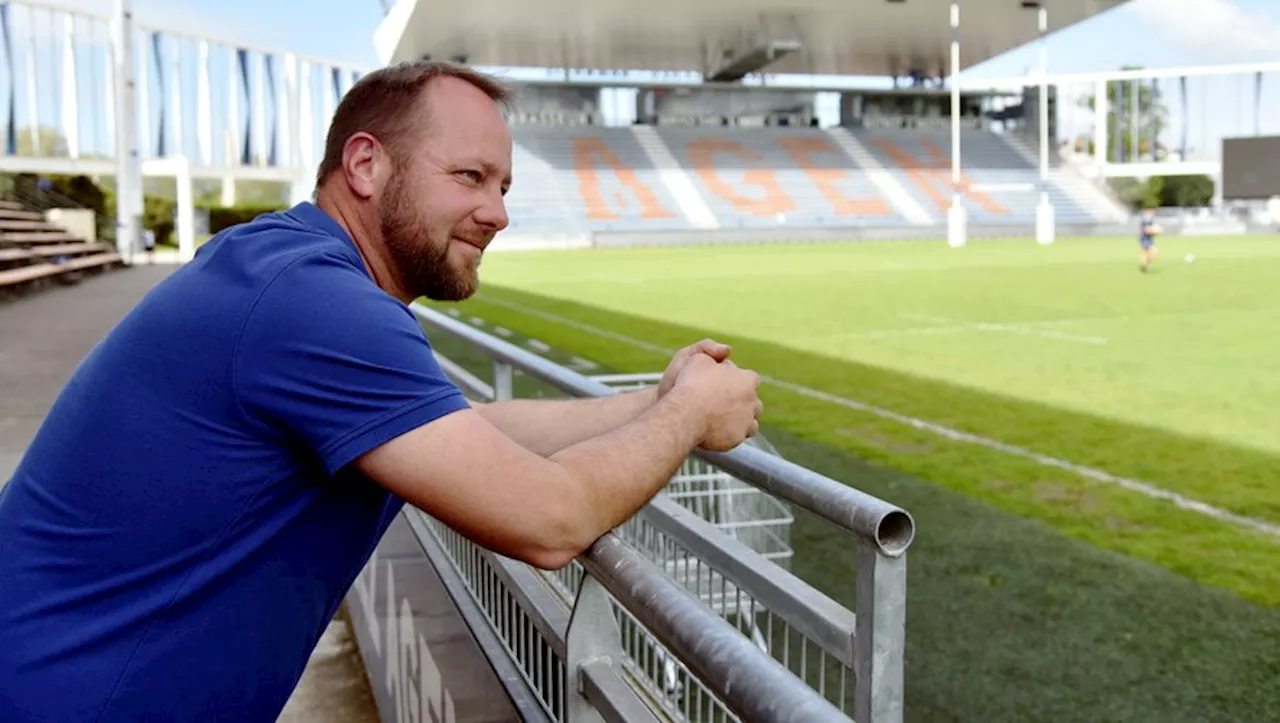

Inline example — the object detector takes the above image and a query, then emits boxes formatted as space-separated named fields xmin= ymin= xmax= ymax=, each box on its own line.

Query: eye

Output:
xmin=457 ymin=169 xmax=483 ymax=184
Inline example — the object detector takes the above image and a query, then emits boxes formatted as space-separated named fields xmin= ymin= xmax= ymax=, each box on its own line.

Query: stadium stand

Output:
xmin=506 ymin=126 xmax=691 ymax=234
xmin=0 ymin=199 xmax=122 ymax=296
xmin=656 ymin=126 xmax=905 ymax=228
xmin=502 ymin=122 xmax=1125 ymax=235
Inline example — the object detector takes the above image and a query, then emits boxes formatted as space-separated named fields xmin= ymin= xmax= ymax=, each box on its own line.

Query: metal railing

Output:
xmin=350 ymin=303 xmax=916 ymax=723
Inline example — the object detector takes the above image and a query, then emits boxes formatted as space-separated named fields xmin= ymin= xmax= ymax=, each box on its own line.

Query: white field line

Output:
xmin=898 ymin=312 xmax=1108 ymax=345
xmin=472 ymin=295 xmax=1280 ymax=538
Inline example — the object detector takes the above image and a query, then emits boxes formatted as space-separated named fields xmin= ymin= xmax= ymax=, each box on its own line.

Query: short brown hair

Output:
xmin=314 ymin=60 xmax=514 ymax=188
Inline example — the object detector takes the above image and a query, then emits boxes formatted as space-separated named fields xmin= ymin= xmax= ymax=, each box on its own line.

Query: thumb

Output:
xmin=695 ymin=339 xmax=732 ymax=362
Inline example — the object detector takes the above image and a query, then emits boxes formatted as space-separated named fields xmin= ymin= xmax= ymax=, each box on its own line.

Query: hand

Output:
xmin=657 ymin=339 xmax=733 ymax=399
xmin=671 ymin=354 xmax=764 ymax=452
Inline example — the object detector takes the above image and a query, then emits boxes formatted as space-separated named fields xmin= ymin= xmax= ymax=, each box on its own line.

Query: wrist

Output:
xmin=656 ymin=384 xmax=708 ymax=447
xmin=642 ymin=385 xmax=661 ymax=406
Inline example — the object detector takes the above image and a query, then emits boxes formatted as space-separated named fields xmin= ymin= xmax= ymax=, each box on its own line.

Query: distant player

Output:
xmin=1138 ymin=208 xmax=1161 ymax=272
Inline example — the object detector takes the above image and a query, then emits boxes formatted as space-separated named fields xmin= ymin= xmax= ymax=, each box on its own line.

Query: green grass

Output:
xmin=418 ymin=291 xmax=1280 ymax=722
xmin=432 ymin=235 xmax=1279 ymax=610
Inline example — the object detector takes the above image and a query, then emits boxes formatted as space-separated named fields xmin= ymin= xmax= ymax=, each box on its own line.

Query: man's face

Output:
xmin=377 ymin=77 xmax=512 ymax=301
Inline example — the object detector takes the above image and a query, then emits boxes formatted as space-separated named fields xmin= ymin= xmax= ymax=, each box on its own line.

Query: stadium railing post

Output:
xmin=564 ymin=575 xmax=621 ymax=723
xmin=494 ymin=360 xmax=514 ymax=401
xmin=855 ymin=543 xmax=908 ymax=723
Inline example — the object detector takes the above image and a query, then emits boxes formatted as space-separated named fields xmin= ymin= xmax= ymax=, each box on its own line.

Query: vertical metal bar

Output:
xmin=949 ymin=1 xmax=961 ymax=191
xmin=1095 ymin=78 xmax=1108 ymax=170
xmin=196 ymin=39 xmax=211 ymax=164
xmin=170 ymin=34 xmax=182 ymax=158
xmin=854 ymin=544 xmax=907 ymax=723
xmin=226 ymin=45 xmax=239 ymax=169
xmin=947 ymin=0 xmax=966 ymax=248
xmin=60 ymin=12 xmax=78 ymax=158
xmin=1129 ymin=77 xmax=1138 ymax=161
xmin=494 ymin=360 xmax=514 ymax=401
xmin=24 ymin=6 xmax=38 ymax=154
xmin=565 ymin=575 xmax=616 ymax=723
xmin=253 ymin=50 xmax=265 ymax=165
xmin=111 ymin=0 xmax=140 ymax=264
xmin=1037 ymin=6 xmax=1049 ymax=186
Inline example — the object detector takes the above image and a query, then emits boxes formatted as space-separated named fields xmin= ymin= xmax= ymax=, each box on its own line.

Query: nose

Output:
xmin=474 ymin=187 xmax=509 ymax=233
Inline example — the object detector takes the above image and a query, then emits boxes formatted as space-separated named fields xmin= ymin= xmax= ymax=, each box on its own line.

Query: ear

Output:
xmin=341 ymin=132 xmax=384 ymax=200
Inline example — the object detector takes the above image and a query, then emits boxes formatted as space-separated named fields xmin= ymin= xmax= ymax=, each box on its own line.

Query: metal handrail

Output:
xmin=581 ymin=534 xmax=850 ymax=723
xmin=413 ymin=301 xmax=914 ymax=722
xmin=412 ymin=303 xmax=917 ymax=552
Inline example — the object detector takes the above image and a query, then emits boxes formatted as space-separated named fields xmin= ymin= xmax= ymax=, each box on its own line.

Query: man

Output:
xmin=143 ymin=227 xmax=156 ymax=265
xmin=1138 ymin=207 xmax=1161 ymax=272
xmin=0 ymin=61 xmax=763 ymax=721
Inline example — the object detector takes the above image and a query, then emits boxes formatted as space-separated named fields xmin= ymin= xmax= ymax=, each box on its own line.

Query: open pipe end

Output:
xmin=876 ymin=509 xmax=916 ymax=556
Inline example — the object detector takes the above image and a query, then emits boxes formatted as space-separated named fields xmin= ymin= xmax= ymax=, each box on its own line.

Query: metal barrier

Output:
xmin=345 ymin=304 xmax=916 ymax=723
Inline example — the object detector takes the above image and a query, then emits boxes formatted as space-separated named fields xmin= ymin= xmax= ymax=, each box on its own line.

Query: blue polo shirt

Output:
xmin=0 ymin=202 xmax=470 ymax=721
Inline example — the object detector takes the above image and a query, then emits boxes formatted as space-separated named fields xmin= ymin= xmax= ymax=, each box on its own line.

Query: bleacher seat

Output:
xmin=0 ymin=199 xmax=122 ymax=296
xmin=499 ymin=124 xmax=1123 ymax=236
xmin=655 ymin=127 xmax=905 ymax=228
xmin=508 ymin=126 xmax=689 ymax=233
xmin=857 ymin=129 xmax=1106 ymax=225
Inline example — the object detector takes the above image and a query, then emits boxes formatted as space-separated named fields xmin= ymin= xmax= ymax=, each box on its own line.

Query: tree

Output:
xmin=15 ymin=125 xmax=69 ymax=157
xmin=1160 ymin=175 xmax=1215 ymax=208
xmin=1077 ymin=65 xmax=1170 ymax=163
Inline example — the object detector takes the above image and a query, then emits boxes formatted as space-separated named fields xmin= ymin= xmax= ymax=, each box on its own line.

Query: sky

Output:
xmin=4 ymin=0 xmax=1279 ymax=163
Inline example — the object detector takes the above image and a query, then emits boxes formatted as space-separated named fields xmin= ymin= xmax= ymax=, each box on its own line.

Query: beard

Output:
xmin=377 ymin=180 xmax=481 ymax=302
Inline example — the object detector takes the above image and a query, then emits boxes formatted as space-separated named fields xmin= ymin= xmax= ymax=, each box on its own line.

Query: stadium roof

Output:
xmin=375 ymin=0 xmax=1130 ymax=80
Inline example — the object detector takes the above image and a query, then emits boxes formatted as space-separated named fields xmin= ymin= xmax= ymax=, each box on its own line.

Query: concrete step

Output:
xmin=0 ymin=209 xmax=46 ymax=221
xmin=0 ymin=219 xmax=64 ymax=232
xmin=1 ymin=232 xmax=84 ymax=245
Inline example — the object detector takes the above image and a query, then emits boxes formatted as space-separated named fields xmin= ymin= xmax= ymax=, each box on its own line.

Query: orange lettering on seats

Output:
xmin=871 ymin=137 xmax=1009 ymax=215
xmin=871 ymin=139 xmax=950 ymax=211
xmin=777 ymin=137 xmax=892 ymax=217
xmin=918 ymin=138 xmax=1008 ymax=215
xmin=572 ymin=137 xmax=673 ymax=220
xmin=685 ymin=139 xmax=795 ymax=217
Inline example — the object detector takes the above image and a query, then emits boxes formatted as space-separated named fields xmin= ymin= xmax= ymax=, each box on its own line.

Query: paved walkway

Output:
xmin=0 ymin=265 xmax=380 ymax=722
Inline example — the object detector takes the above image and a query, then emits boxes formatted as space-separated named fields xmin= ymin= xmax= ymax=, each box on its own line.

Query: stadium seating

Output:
xmin=506 ymin=126 xmax=691 ymax=234
xmin=0 ymin=200 xmax=122 ymax=296
xmin=857 ymin=128 xmax=1112 ymax=225
xmin=655 ymin=126 xmax=906 ymax=229
xmin=503 ymin=123 xmax=1124 ymax=236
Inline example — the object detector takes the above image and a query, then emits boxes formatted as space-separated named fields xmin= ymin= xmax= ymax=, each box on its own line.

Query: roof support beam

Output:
xmin=701 ymin=15 xmax=802 ymax=83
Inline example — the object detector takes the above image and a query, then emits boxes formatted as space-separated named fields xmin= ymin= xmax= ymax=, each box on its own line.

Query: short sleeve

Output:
xmin=234 ymin=251 xmax=470 ymax=475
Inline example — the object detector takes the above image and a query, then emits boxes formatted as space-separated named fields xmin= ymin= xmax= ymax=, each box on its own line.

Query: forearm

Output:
xmin=549 ymin=391 xmax=703 ymax=545
xmin=475 ymin=387 xmax=659 ymax=456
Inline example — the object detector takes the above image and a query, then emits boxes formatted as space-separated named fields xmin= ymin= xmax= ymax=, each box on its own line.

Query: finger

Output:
xmin=693 ymin=338 xmax=732 ymax=361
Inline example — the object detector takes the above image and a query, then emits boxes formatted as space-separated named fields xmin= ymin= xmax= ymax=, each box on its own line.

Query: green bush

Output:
xmin=145 ymin=196 xmax=176 ymax=245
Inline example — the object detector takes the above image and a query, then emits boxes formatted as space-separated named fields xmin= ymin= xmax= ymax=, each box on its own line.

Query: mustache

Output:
xmin=453 ymin=231 xmax=495 ymax=248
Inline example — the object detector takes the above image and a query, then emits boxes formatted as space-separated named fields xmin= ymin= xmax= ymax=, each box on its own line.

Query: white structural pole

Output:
xmin=25 ymin=11 xmax=39 ymax=154
xmin=223 ymin=46 xmax=239 ymax=205
xmin=1035 ymin=4 xmax=1055 ymax=245
xmin=111 ymin=0 xmax=142 ymax=264
xmin=253 ymin=52 xmax=265 ymax=165
xmin=197 ymin=40 xmax=212 ymax=165
xmin=61 ymin=13 xmax=79 ymax=158
xmin=1094 ymin=78 xmax=1108 ymax=175
xmin=947 ymin=1 xmax=966 ymax=247
xmin=170 ymin=36 xmax=183 ymax=158
xmin=175 ymin=155 xmax=194 ymax=262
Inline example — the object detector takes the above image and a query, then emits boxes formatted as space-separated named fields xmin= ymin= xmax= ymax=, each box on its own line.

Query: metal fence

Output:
xmin=346 ymin=303 xmax=916 ymax=723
